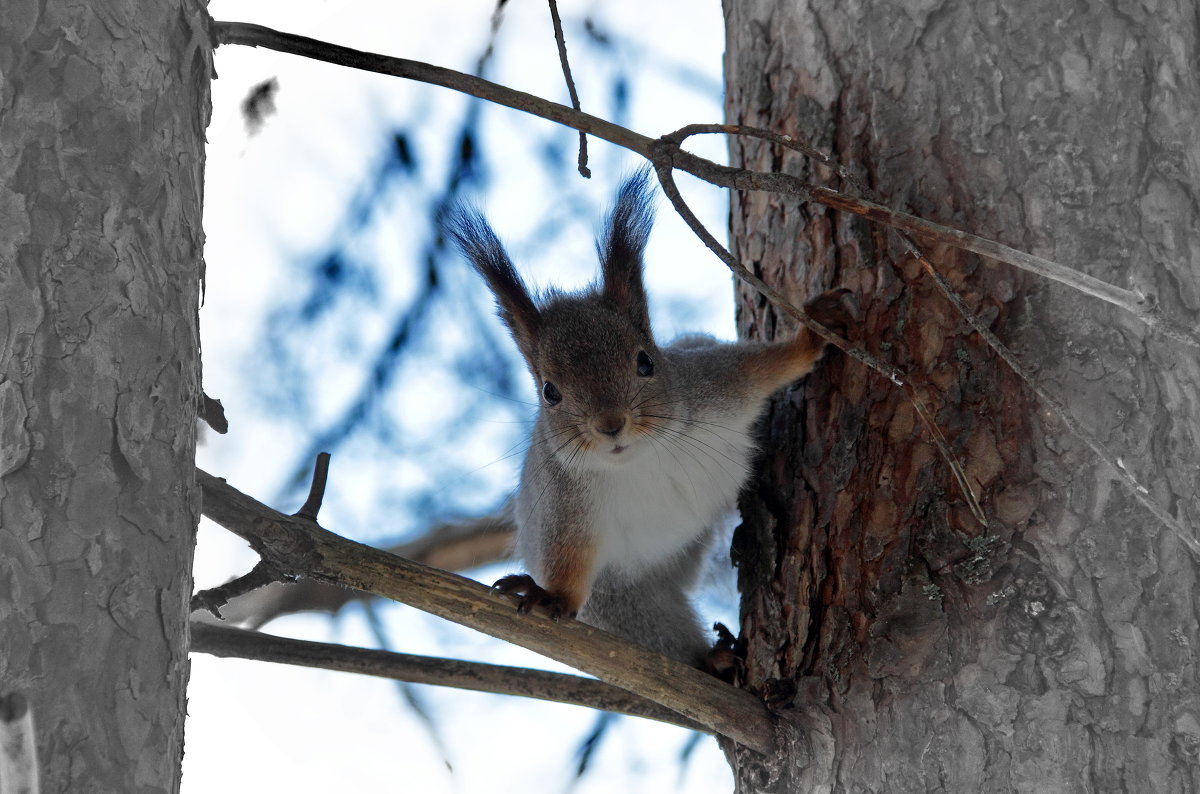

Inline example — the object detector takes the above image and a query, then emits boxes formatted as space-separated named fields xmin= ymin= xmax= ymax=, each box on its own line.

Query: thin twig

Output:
xmin=212 ymin=21 xmax=1200 ymax=348
xmin=211 ymin=20 xmax=1197 ymax=545
xmin=294 ymin=451 xmax=331 ymax=521
xmin=676 ymin=123 xmax=1198 ymax=555
xmin=214 ymin=22 xmax=649 ymax=158
xmin=196 ymin=468 xmax=777 ymax=753
xmin=190 ymin=559 xmax=286 ymax=617
xmin=648 ymin=156 xmax=988 ymax=527
xmin=547 ymin=0 xmax=589 ymax=178
xmin=190 ymin=622 xmax=706 ymax=732
xmin=657 ymin=125 xmax=1199 ymax=349
xmin=910 ymin=248 xmax=1200 ymax=557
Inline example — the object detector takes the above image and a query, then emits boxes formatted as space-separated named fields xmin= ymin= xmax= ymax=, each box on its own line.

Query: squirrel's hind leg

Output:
xmin=578 ymin=568 xmax=710 ymax=668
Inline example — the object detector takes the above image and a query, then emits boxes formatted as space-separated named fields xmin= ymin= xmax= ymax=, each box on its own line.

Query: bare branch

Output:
xmin=649 ymin=158 xmax=988 ymax=527
xmin=910 ymin=248 xmax=1200 ymax=557
xmin=212 ymin=21 xmax=1199 ymax=348
xmin=191 ymin=559 xmax=286 ymax=618
xmin=658 ymin=125 xmax=1199 ymax=548
xmin=207 ymin=18 xmax=1198 ymax=671
xmin=294 ymin=451 xmax=331 ymax=521
xmin=190 ymin=621 xmax=705 ymax=732
xmin=216 ymin=511 xmax=514 ymax=628
xmin=196 ymin=468 xmax=777 ymax=753
xmin=673 ymin=123 xmax=1199 ymax=556
xmin=214 ymin=22 xmax=652 ymax=156
xmin=547 ymin=0 xmax=589 ymax=178
xmin=658 ymin=125 xmax=1199 ymax=350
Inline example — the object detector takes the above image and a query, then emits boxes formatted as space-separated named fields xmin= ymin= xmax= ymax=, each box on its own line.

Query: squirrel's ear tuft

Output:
xmin=442 ymin=204 xmax=541 ymax=361
xmin=598 ymin=168 xmax=655 ymax=329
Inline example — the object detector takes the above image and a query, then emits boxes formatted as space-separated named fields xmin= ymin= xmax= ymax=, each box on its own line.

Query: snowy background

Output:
xmin=189 ymin=1 xmax=740 ymax=790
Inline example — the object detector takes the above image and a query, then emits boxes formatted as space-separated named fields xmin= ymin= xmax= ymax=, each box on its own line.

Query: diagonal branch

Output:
xmin=196 ymin=468 xmax=777 ymax=753
xmin=656 ymin=124 xmax=1198 ymax=551
xmin=190 ymin=621 xmax=706 ymax=732
xmin=648 ymin=156 xmax=988 ymax=527
xmin=212 ymin=21 xmax=1199 ymax=349
xmin=915 ymin=244 xmax=1200 ymax=557
xmin=214 ymin=21 xmax=652 ymax=156
xmin=670 ymin=123 xmax=1199 ymax=556
xmin=211 ymin=21 xmax=1197 ymax=543
xmin=191 ymin=559 xmax=286 ymax=617
xmin=214 ymin=510 xmax=514 ymax=628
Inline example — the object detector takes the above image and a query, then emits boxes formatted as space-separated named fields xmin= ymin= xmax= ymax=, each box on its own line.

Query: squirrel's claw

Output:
xmin=492 ymin=573 xmax=573 ymax=621
xmin=704 ymin=622 xmax=746 ymax=683
xmin=492 ymin=572 xmax=536 ymax=593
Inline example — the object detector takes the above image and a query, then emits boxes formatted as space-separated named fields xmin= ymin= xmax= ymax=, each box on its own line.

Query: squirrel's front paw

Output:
xmin=492 ymin=573 xmax=575 ymax=621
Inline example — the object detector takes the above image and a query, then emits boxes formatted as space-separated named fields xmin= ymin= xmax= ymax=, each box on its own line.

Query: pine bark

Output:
xmin=724 ymin=1 xmax=1200 ymax=791
xmin=0 ymin=1 xmax=208 ymax=791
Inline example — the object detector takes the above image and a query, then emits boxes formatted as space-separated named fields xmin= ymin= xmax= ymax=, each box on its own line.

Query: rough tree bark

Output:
xmin=725 ymin=1 xmax=1200 ymax=791
xmin=0 ymin=1 xmax=209 ymax=791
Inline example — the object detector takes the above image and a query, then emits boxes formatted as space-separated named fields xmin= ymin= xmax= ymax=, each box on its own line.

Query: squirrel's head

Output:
xmin=445 ymin=169 xmax=671 ymax=467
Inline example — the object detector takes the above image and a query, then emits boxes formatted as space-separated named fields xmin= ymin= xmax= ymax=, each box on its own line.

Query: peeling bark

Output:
xmin=0 ymin=1 xmax=208 ymax=791
xmin=725 ymin=1 xmax=1200 ymax=791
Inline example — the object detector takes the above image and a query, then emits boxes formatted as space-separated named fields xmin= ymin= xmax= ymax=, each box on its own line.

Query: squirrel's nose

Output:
xmin=592 ymin=413 xmax=626 ymax=438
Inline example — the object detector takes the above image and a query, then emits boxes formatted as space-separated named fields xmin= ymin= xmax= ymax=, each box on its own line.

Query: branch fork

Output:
xmin=194 ymin=461 xmax=778 ymax=753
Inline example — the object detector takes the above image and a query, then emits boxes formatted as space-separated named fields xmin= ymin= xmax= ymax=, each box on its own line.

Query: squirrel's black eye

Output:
xmin=636 ymin=350 xmax=654 ymax=377
xmin=542 ymin=381 xmax=562 ymax=405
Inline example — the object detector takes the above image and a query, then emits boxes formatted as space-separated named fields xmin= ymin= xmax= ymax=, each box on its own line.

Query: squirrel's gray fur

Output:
xmin=445 ymin=169 xmax=838 ymax=666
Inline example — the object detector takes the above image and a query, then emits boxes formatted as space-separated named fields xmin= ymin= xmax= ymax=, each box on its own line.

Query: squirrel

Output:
xmin=444 ymin=169 xmax=847 ymax=668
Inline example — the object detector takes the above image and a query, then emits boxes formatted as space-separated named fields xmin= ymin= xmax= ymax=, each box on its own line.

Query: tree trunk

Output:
xmin=0 ymin=2 xmax=208 ymax=791
xmin=724 ymin=1 xmax=1200 ymax=791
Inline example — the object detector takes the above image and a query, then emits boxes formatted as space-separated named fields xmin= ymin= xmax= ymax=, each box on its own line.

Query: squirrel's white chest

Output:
xmin=588 ymin=423 xmax=755 ymax=575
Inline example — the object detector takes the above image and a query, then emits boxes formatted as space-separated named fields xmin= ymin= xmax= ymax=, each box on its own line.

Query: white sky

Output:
xmin=190 ymin=1 xmax=736 ymax=791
